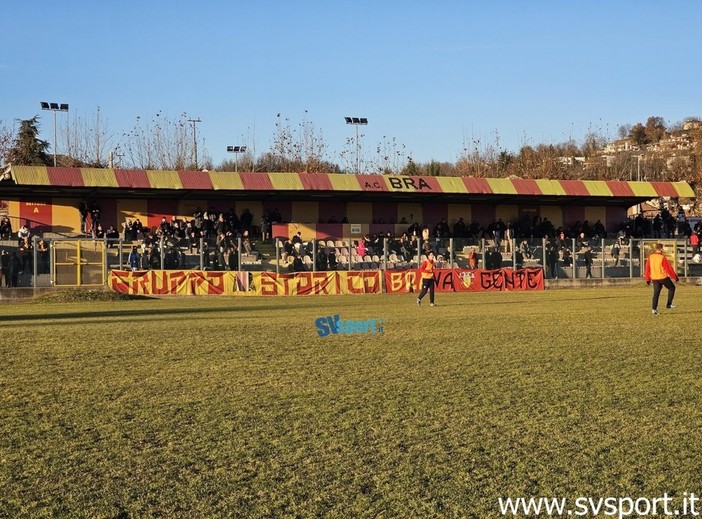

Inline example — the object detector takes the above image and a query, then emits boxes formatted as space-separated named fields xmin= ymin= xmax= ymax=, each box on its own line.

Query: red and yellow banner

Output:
xmin=109 ymin=270 xmax=250 ymax=296
xmin=252 ymin=271 xmax=381 ymax=296
xmin=109 ymin=268 xmax=541 ymax=296
xmin=384 ymin=268 xmax=544 ymax=293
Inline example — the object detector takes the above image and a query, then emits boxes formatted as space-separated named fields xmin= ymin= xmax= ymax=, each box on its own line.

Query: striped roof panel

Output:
xmin=83 ymin=168 xmax=119 ymax=188
xmin=5 ymin=166 xmax=695 ymax=199
xmin=115 ymin=169 xmax=151 ymax=188
xmin=48 ymin=167 xmax=84 ymax=187
xmin=179 ymin=170 xmax=214 ymax=190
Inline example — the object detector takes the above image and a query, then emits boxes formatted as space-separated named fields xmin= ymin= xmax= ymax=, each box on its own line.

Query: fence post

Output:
xmin=30 ymin=235 xmax=36 ymax=288
xmin=276 ymin=239 xmax=280 ymax=275
xmin=312 ymin=240 xmax=316 ymax=272
xmin=572 ymin=238 xmax=577 ymax=279
xmin=541 ymin=236 xmax=553 ymax=279
xmin=199 ymin=237 xmax=204 ymax=270
xmin=600 ymin=237 xmax=605 ymax=279
xmin=238 ymin=236 xmax=242 ymax=272
xmin=629 ymin=239 xmax=634 ymax=279
xmin=449 ymin=237 xmax=454 ymax=268
xmin=683 ymin=239 xmax=688 ymax=278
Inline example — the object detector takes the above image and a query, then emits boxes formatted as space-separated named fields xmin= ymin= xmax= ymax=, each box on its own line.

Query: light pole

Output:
xmin=40 ymin=102 xmax=69 ymax=167
xmin=345 ymin=116 xmax=367 ymax=174
xmin=226 ymin=146 xmax=247 ymax=173
xmin=188 ymin=117 xmax=202 ymax=170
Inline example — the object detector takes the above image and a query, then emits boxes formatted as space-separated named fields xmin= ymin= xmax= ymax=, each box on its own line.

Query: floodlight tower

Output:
xmin=40 ymin=102 xmax=69 ymax=167
xmin=226 ymin=145 xmax=247 ymax=173
xmin=345 ymin=116 xmax=368 ymax=174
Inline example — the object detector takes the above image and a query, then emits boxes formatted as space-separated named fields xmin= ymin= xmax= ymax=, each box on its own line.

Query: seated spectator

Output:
xmin=172 ymin=222 xmax=185 ymax=245
xmin=292 ymin=255 xmax=305 ymax=272
xmin=328 ymin=249 xmax=338 ymax=270
xmin=242 ymin=230 xmax=254 ymax=254
xmin=17 ymin=224 xmax=30 ymax=243
xmin=467 ymin=248 xmax=478 ymax=269
xmin=316 ymin=249 xmax=328 ymax=271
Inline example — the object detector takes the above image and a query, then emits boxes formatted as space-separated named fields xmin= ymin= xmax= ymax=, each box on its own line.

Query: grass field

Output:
xmin=1 ymin=285 xmax=702 ymax=518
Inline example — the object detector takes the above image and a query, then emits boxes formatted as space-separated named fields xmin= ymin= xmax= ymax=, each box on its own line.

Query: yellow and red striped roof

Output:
xmin=6 ymin=166 xmax=695 ymax=199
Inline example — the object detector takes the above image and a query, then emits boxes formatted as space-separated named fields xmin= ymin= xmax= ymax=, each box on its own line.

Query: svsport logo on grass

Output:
xmin=315 ymin=314 xmax=385 ymax=337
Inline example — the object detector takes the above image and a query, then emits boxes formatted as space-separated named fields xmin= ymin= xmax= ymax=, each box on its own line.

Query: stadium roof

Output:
xmin=1 ymin=165 xmax=695 ymax=207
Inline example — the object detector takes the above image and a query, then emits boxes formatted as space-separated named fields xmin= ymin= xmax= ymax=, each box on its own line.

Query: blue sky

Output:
xmin=1 ymin=1 xmax=700 ymax=170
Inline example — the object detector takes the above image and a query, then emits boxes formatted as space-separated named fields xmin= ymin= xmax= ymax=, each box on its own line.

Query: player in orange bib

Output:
xmin=644 ymin=242 xmax=679 ymax=315
xmin=416 ymin=251 xmax=437 ymax=307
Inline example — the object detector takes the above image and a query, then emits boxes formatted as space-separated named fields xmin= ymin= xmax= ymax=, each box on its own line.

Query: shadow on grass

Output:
xmin=0 ymin=305 xmax=297 ymax=324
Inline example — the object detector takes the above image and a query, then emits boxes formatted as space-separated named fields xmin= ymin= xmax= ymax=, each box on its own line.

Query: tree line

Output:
xmin=1 ymin=111 xmax=701 ymax=197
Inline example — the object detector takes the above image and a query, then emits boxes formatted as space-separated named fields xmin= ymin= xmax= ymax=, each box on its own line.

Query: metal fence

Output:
xmin=1 ymin=235 xmax=699 ymax=289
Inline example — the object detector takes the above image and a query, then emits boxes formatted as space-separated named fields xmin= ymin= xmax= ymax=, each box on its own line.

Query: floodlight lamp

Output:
xmin=240 ymin=146 xmax=247 ymax=152
xmin=344 ymin=117 xmax=352 ymax=124
xmin=59 ymin=103 xmax=69 ymax=111
xmin=359 ymin=117 xmax=368 ymax=124
xmin=50 ymin=102 xmax=59 ymax=110
xmin=227 ymin=146 xmax=234 ymax=152
xmin=40 ymin=102 xmax=50 ymax=110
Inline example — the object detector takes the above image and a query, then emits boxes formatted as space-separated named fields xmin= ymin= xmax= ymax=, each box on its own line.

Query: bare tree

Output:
xmin=119 ymin=111 xmax=208 ymax=170
xmin=266 ymin=111 xmax=334 ymax=172
xmin=63 ymin=106 xmax=115 ymax=167
xmin=0 ymin=119 xmax=15 ymax=165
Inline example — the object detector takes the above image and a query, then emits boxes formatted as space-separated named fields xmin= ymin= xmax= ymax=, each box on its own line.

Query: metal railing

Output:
xmin=1 ymin=235 xmax=699 ymax=289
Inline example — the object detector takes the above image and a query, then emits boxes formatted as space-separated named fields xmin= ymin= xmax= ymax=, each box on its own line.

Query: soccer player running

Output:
xmin=417 ymin=250 xmax=437 ymax=307
xmin=644 ymin=242 xmax=679 ymax=315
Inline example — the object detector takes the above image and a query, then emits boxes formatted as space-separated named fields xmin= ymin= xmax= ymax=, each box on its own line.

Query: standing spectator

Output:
xmin=123 ymin=219 xmax=134 ymax=241
xmin=7 ymin=251 xmax=21 ymax=287
xmin=260 ymin=214 xmax=270 ymax=243
xmin=0 ymin=249 xmax=8 ymax=286
xmin=18 ymin=236 xmax=33 ymax=274
xmin=611 ymin=240 xmax=621 ymax=267
xmin=645 ymin=242 xmax=679 ymax=315
xmin=0 ymin=216 xmax=12 ymax=240
xmin=128 ymin=246 xmax=141 ymax=270
xmin=453 ymin=217 xmax=466 ymax=239
xmin=37 ymin=239 xmax=50 ymax=274
xmin=132 ymin=218 xmax=144 ymax=240
xmin=583 ymin=245 xmax=593 ymax=279
xmin=690 ymin=231 xmax=700 ymax=256
xmin=78 ymin=202 xmax=89 ymax=233
xmin=547 ymin=242 xmax=560 ymax=279
xmin=416 ymin=251 xmax=437 ymax=307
